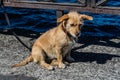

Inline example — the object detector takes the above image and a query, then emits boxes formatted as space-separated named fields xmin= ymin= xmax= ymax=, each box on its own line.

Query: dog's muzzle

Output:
xmin=76 ymin=33 xmax=81 ymax=37
xmin=74 ymin=33 xmax=81 ymax=43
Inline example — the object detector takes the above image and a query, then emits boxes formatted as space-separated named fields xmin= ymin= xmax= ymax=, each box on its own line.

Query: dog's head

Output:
xmin=57 ymin=11 xmax=93 ymax=38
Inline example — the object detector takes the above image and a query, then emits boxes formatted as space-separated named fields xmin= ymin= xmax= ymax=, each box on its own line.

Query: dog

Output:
xmin=11 ymin=11 xmax=93 ymax=70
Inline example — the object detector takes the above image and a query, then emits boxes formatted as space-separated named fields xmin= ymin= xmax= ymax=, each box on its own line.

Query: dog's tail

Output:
xmin=11 ymin=54 xmax=33 ymax=68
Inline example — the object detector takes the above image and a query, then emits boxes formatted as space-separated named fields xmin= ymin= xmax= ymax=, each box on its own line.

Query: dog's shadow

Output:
xmin=71 ymin=51 xmax=120 ymax=64
xmin=71 ymin=36 xmax=120 ymax=64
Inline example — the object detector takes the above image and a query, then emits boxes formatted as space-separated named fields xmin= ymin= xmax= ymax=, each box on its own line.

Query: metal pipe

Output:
xmin=2 ymin=1 xmax=120 ymax=15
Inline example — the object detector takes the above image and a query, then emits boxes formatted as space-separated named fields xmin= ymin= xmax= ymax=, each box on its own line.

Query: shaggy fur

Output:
xmin=11 ymin=11 xmax=93 ymax=70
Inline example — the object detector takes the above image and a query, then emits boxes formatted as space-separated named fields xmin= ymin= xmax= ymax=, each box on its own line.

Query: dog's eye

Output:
xmin=70 ymin=24 xmax=74 ymax=26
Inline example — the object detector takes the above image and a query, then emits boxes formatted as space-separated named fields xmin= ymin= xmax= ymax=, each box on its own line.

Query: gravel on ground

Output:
xmin=0 ymin=29 xmax=120 ymax=80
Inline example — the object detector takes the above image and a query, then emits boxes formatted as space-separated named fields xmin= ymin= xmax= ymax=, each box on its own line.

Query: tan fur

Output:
xmin=11 ymin=55 xmax=33 ymax=68
xmin=11 ymin=11 xmax=93 ymax=70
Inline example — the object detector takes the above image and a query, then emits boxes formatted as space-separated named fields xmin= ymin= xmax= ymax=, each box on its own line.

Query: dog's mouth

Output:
xmin=71 ymin=32 xmax=80 ymax=38
xmin=74 ymin=37 xmax=78 ymax=43
xmin=67 ymin=32 xmax=80 ymax=42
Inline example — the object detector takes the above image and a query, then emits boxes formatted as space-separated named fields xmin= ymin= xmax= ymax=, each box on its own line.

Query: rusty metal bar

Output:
xmin=2 ymin=1 xmax=120 ymax=15
xmin=86 ymin=0 xmax=91 ymax=7
xmin=5 ymin=1 xmax=85 ymax=6
xmin=56 ymin=10 xmax=63 ymax=18
xmin=91 ymin=0 xmax=96 ymax=7
xmin=96 ymin=0 xmax=109 ymax=6
xmin=56 ymin=10 xmax=63 ymax=25
xmin=77 ymin=0 xmax=86 ymax=5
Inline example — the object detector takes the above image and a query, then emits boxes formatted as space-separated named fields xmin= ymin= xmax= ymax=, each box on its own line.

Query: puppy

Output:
xmin=11 ymin=11 xmax=93 ymax=70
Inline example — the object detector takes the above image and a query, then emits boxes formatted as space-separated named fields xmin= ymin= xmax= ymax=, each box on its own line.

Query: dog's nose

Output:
xmin=76 ymin=33 xmax=80 ymax=37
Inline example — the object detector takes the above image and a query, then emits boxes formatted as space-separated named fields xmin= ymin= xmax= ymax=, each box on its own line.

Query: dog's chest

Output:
xmin=62 ymin=40 xmax=75 ymax=56
xmin=68 ymin=40 xmax=75 ymax=47
xmin=47 ymin=39 xmax=75 ymax=59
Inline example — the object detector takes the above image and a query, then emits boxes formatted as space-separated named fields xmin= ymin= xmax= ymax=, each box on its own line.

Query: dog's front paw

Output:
xmin=58 ymin=63 xmax=66 ymax=69
xmin=66 ymin=57 xmax=75 ymax=62
xmin=47 ymin=65 xmax=54 ymax=70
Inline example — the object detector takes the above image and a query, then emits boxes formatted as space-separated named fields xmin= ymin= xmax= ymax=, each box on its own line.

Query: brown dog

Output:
xmin=11 ymin=11 xmax=93 ymax=70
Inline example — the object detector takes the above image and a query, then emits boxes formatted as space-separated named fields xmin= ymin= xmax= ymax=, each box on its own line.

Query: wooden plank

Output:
xmin=3 ymin=1 xmax=120 ymax=15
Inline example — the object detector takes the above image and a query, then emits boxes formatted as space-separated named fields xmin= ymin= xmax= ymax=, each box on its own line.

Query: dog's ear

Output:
xmin=57 ymin=14 xmax=69 ymax=23
xmin=80 ymin=14 xmax=93 ymax=20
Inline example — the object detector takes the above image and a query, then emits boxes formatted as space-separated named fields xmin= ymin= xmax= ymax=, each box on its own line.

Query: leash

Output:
xmin=0 ymin=0 xmax=31 ymax=51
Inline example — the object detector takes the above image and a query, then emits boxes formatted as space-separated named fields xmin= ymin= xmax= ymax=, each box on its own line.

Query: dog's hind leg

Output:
xmin=32 ymin=46 xmax=54 ymax=70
